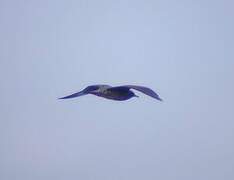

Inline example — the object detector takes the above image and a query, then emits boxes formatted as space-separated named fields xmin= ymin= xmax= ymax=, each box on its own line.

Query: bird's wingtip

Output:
xmin=156 ymin=96 xmax=163 ymax=101
xmin=58 ymin=96 xmax=70 ymax=100
xmin=159 ymin=98 xmax=163 ymax=102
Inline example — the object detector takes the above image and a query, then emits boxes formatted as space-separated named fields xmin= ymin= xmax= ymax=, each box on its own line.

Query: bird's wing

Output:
xmin=109 ymin=85 xmax=162 ymax=101
xmin=58 ymin=91 xmax=87 ymax=99
xmin=127 ymin=85 xmax=162 ymax=101
xmin=58 ymin=84 xmax=111 ymax=99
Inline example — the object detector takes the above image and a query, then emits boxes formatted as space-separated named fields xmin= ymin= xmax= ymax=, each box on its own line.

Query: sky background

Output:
xmin=0 ymin=0 xmax=234 ymax=180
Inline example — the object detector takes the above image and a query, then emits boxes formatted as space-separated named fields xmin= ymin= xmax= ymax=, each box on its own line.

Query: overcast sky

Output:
xmin=0 ymin=0 xmax=234 ymax=180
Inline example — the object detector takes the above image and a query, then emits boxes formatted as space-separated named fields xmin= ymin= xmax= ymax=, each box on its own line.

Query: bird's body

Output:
xmin=59 ymin=84 xmax=162 ymax=101
xmin=90 ymin=86 xmax=137 ymax=101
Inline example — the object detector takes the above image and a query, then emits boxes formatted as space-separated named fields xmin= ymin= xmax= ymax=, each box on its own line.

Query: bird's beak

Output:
xmin=134 ymin=94 xmax=139 ymax=98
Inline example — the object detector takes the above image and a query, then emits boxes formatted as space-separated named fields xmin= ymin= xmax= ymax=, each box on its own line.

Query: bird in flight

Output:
xmin=59 ymin=85 xmax=162 ymax=101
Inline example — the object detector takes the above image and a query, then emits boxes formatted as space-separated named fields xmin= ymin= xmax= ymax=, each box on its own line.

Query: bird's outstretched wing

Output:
xmin=126 ymin=85 xmax=162 ymax=101
xmin=58 ymin=85 xmax=109 ymax=100
xmin=108 ymin=85 xmax=162 ymax=101
xmin=58 ymin=91 xmax=87 ymax=99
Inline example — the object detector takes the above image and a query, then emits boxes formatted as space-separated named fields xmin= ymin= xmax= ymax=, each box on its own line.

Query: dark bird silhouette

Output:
xmin=59 ymin=85 xmax=162 ymax=101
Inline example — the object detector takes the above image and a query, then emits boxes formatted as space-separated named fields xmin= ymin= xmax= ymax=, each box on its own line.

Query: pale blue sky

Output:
xmin=0 ymin=0 xmax=234 ymax=180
